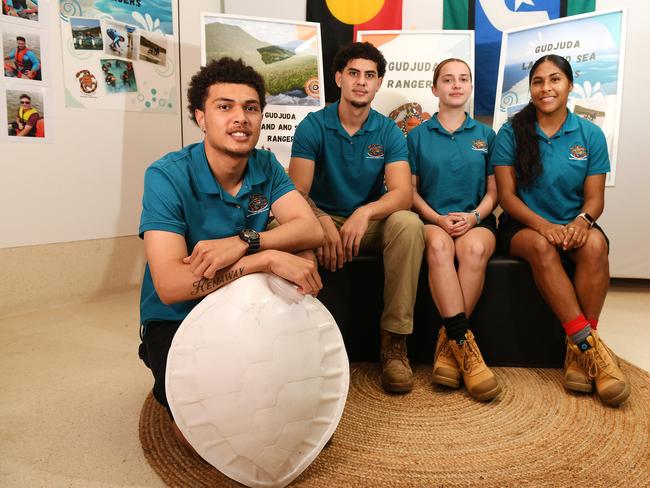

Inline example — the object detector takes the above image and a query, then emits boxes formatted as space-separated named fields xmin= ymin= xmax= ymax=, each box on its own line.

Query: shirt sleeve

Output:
xmin=586 ymin=126 xmax=610 ymax=175
xmin=26 ymin=113 xmax=39 ymax=127
xmin=139 ymin=166 xmax=186 ymax=238
xmin=486 ymin=128 xmax=497 ymax=176
xmin=490 ymin=123 xmax=516 ymax=168
xmin=290 ymin=115 xmax=320 ymax=161
xmin=406 ymin=130 xmax=419 ymax=175
xmin=268 ymin=152 xmax=296 ymax=204
xmin=384 ymin=121 xmax=409 ymax=164
xmin=26 ymin=51 xmax=40 ymax=71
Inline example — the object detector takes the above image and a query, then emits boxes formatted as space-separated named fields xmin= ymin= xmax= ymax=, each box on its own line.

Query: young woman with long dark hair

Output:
xmin=492 ymin=54 xmax=629 ymax=406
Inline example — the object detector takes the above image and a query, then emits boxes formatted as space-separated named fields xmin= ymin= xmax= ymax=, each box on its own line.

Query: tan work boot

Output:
xmin=563 ymin=339 xmax=593 ymax=393
xmin=570 ymin=331 xmax=630 ymax=406
xmin=432 ymin=327 xmax=460 ymax=388
xmin=449 ymin=330 xmax=500 ymax=401
xmin=380 ymin=330 xmax=414 ymax=393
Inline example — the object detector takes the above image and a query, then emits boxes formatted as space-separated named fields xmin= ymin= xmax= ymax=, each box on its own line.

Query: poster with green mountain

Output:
xmin=202 ymin=15 xmax=323 ymax=107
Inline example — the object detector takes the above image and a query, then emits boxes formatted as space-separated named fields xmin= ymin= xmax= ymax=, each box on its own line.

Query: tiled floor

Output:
xmin=1 ymin=280 xmax=648 ymax=487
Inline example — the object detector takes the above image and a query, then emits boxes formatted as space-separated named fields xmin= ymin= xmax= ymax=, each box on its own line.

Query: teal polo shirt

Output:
xmin=407 ymin=113 xmax=495 ymax=215
xmin=491 ymin=110 xmax=610 ymax=225
xmin=139 ymin=142 xmax=295 ymax=325
xmin=291 ymin=101 xmax=409 ymax=217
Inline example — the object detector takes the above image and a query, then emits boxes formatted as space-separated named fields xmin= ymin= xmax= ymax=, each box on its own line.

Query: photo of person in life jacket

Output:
xmin=3 ymin=35 xmax=41 ymax=81
xmin=7 ymin=92 xmax=44 ymax=138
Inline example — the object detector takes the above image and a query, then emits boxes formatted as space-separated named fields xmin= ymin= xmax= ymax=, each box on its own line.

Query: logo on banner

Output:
xmin=471 ymin=139 xmax=488 ymax=153
xmin=366 ymin=144 xmax=385 ymax=159
xmin=569 ymin=144 xmax=588 ymax=161
xmin=247 ymin=193 xmax=269 ymax=216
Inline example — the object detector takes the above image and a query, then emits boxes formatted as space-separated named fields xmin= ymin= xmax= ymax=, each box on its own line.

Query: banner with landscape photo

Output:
xmin=202 ymin=13 xmax=324 ymax=166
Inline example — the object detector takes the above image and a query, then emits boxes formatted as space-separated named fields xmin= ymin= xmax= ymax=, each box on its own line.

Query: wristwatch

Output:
xmin=238 ymin=229 xmax=260 ymax=253
xmin=577 ymin=212 xmax=595 ymax=228
xmin=473 ymin=210 xmax=481 ymax=225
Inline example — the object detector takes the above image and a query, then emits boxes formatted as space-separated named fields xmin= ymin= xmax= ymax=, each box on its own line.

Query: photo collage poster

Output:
xmin=1 ymin=0 xmax=52 ymax=143
xmin=59 ymin=0 xmax=177 ymax=113
xmin=494 ymin=9 xmax=627 ymax=185
xmin=357 ymin=30 xmax=474 ymax=137
xmin=201 ymin=13 xmax=325 ymax=167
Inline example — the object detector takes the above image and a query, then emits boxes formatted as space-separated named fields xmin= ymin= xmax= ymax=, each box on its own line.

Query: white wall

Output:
xmin=0 ymin=1 xmax=182 ymax=248
xmin=595 ymin=0 xmax=650 ymax=278
xmin=2 ymin=0 xmax=648 ymax=278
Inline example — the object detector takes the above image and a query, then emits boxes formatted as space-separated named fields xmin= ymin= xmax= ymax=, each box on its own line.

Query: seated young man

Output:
xmin=138 ymin=58 xmax=324 ymax=442
xmin=289 ymin=42 xmax=425 ymax=394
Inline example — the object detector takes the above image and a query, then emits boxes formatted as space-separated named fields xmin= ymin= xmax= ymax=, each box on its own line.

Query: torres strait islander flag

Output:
xmin=444 ymin=0 xmax=594 ymax=115
xmin=308 ymin=0 xmax=444 ymax=103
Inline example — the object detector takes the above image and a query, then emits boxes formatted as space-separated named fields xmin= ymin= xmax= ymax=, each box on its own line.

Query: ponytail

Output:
xmin=512 ymin=54 xmax=573 ymax=188
xmin=511 ymin=102 xmax=541 ymax=188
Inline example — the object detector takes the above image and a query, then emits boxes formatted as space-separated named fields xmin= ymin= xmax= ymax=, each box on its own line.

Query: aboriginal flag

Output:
xmin=307 ymin=0 xmax=403 ymax=103
xmin=443 ymin=0 xmax=595 ymax=116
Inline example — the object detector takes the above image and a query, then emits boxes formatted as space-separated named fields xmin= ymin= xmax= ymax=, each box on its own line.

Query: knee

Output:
xmin=385 ymin=210 xmax=424 ymax=241
xmin=458 ymin=240 xmax=490 ymax=268
xmin=579 ymin=234 xmax=609 ymax=268
xmin=529 ymin=237 xmax=561 ymax=268
xmin=426 ymin=237 xmax=454 ymax=265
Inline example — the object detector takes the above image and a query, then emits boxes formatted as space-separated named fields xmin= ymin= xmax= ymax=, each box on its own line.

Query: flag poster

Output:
xmin=306 ymin=0 xmax=403 ymax=103
xmin=58 ymin=0 xmax=177 ymax=113
xmin=201 ymin=13 xmax=325 ymax=166
xmin=443 ymin=0 xmax=595 ymax=116
xmin=494 ymin=9 xmax=626 ymax=185
xmin=357 ymin=30 xmax=474 ymax=136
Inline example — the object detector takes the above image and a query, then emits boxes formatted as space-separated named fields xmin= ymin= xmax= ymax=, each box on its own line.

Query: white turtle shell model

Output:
xmin=166 ymin=273 xmax=349 ymax=488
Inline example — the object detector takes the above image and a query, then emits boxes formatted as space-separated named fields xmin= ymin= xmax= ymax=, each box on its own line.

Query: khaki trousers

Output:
xmin=329 ymin=210 xmax=424 ymax=334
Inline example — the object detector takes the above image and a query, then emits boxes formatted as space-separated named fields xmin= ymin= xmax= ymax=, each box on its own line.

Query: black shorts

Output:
xmin=422 ymin=212 xmax=497 ymax=236
xmin=497 ymin=212 xmax=610 ymax=256
xmin=138 ymin=320 xmax=182 ymax=416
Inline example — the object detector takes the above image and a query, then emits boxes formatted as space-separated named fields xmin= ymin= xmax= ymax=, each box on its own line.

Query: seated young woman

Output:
xmin=408 ymin=58 xmax=500 ymax=401
xmin=491 ymin=54 xmax=629 ymax=407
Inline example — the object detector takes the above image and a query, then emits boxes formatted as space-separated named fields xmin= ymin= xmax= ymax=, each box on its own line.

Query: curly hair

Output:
xmin=187 ymin=57 xmax=266 ymax=125
xmin=512 ymin=54 xmax=573 ymax=188
xmin=332 ymin=42 xmax=386 ymax=78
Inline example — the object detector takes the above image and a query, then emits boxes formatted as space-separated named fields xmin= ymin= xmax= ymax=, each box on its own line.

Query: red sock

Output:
xmin=587 ymin=318 xmax=599 ymax=330
xmin=562 ymin=314 xmax=590 ymax=336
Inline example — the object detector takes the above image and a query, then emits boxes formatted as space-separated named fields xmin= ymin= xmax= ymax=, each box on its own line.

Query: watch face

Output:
xmin=242 ymin=229 xmax=259 ymax=240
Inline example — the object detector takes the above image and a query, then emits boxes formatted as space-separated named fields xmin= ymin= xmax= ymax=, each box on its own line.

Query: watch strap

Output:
xmin=578 ymin=212 xmax=594 ymax=228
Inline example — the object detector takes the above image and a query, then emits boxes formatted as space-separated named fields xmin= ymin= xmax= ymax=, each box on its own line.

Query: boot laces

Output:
xmin=580 ymin=337 xmax=617 ymax=379
xmin=580 ymin=351 xmax=599 ymax=379
xmin=459 ymin=339 xmax=482 ymax=374
xmin=435 ymin=336 xmax=452 ymax=359
xmin=564 ymin=344 xmax=578 ymax=369
xmin=385 ymin=336 xmax=408 ymax=365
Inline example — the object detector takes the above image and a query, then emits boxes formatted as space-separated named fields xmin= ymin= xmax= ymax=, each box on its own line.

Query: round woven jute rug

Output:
xmin=140 ymin=362 xmax=650 ymax=487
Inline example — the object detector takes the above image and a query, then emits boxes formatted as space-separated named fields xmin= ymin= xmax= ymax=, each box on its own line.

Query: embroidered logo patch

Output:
xmin=471 ymin=139 xmax=488 ymax=152
xmin=569 ymin=144 xmax=588 ymax=160
xmin=367 ymin=144 xmax=385 ymax=159
xmin=247 ymin=193 xmax=269 ymax=216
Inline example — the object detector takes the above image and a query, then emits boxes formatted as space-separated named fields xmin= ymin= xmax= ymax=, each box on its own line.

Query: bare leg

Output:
xmin=566 ymin=229 xmax=609 ymax=319
xmin=510 ymin=229 xmax=581 ymax=323
xmin=424 ymin=225 xmax=464 ymax=316
xmin=454 ymin=228 xmax=496 ymax=316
